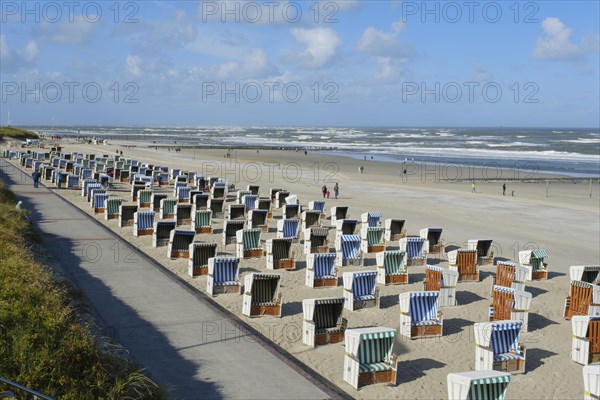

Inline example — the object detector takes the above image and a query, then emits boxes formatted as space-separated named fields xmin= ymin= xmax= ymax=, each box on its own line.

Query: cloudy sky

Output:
xmin=1 ymin=1 xmax=599 ymax=127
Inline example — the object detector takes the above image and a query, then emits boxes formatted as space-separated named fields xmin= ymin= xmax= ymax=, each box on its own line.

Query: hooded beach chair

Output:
xmin=228 ymin=204 xmax=246 ymax=220
xmin=211 ymin=182 xmax=227 ymax=199
xmin=335 ymin=220 xmax=359 ymax=243
xmin=489 ymin=286 xmax=533 ymax=332
xmin=564 ymin=280 xmax=600 ymax=320
xmin=275 ymin=190 xmax=289 ymax=208
xmin=67 ymin=174 xmax=80 ymax=188
xmin=207 ymin=257 xmax=241 ymax=296
xmin=336 ymin=234 xmax=363 ymax=266
xmin=247 ymin=184 xmax=260 ymax=195
xmin=93 ymin=193 xmax=109 ymax=214
xmin=237 ymin=190 xmax=253 ymax=204
xmin=447 ymin=370 xmax=511 ymax=400
xmin=518 ymin=249 xmax=549 ymax=280
xmin=152 ymin=221 xmax=176 ymax=247
xmin=222 ymin=220 xmax=245 ymax=246
xmin=584 ymin=363 xmax=600 ymax=400
xmin=308 ymin=200 xmax=325 ymax=213
xmin=119 ymin=169 xmax=130 ymax=182
xmin=306 ymin=253 xmax=338 ymax=288
xmin=157 ymin=172 xmax=169 ymax=186
xmin=270 ymin=188 xmax=283 ymax=202
xmin=133 ymin=211 xmax=155 ymax=236
xmin=343 ymin=271 xmax=379 ymax=311
xmin=257 ymin=197 xmax=272 ymax=218
xmin=158 ymin=197 xmax=177 ymax=220
xmin=302 ymin=298 xmax=347 ymax=348
xmin=399 ymin=236 xmax=428 ymax=267
xmin=266 ymin=238 xmax=295 ymax=270
xmin=89 ymin=188 xmax=106 ymax=206
xmin=175 ymin=174 xmax=188 ymax=184
xmin=277 ymin=218 xmax=300 ymax=241
xmin=494 ymin=261 xmax=527 ymax=292
xmin=361 ymin=226 xmax=385 ymax=253
xmin=286 ymin=194 xmax=299 ymax=205
xmin=170 ymin=168 xmax=181 ymax=179
xmin=399 ymin=291 xmax=443 ymax=339
xmin=242 ymin=194 xmax=258 ymax=211
xmin=449 ymin=249 xmax=479 ymax=282
xmin=361 ymin=211 xmax=382 ymax=228
xmin=424 ymin=265 xmax=459 ymax=307
xmin=572 ymin=316 xmax=600 ymax=365
xmin=302 ymin=210 xmax=322 ymax=230
xmin=192 ymin=193 xmax=209 ymax=210
xmin=343 ymin=327 xmax=398 ymax=390
xmin=420 ymin=227 xmax=444 ymax=253
xmin=376 ymin=251 xmax=408 ymax=285
xmin=330 ymin=206 xmax=349 ymax=225
xmin=468 ymin=239 xmax=495 ymax=265
xmin=247 ymin=209 xmax=268 ymax=232
xmin=151 ymin=193 xmax=167 ymax=212
xmin=104 ymin=198 xmax=123 ymax=220
xmin=118 ymin=204 xmax=138 ymax=227
xmin=85 ymin=183 xmax=102 ymax=202
xmin=175 ymin=203 xmax=193 ymax=226
xmin=131 ymin=182 xmax=146 ymax=202
xmin=188 ymin=242 xmax=218 ymax=277
xmin=571 ymin=266 xmax=600 ymax=285
xmin=176 ymin=186 xmax=192 ymax=203
xmin=283 ymin=203 xmax=301 ymax=219
xmin=192 ymin=209 xmax=213 ymax=233
xmin=305 ymin=227 xmax=330 ymax=255
xmin=137 ymin=189 xmax=153 ymax=208
xmin=242 ymin=273 xmax=282 ymax=317
xmin=384 ymin=219 xmax=407 ymax=241
xmin=236 ymin=228 xmax=262 ymax=259
xmin=167 ymin=229 xmax=195 ymax=259
xmin=188 ymin=190 xmax=203 ymax=204
xmin=474 ymin=321 xmax=526 ymax=374
xmin=80 ymin=178 xmax=96 ymax=197
xmin=208 ymin=197 xmax=224 ymax=216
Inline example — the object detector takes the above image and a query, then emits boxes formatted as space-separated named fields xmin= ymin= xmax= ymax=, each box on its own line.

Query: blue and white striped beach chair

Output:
xmin=133 ymin=211 xmax=155 ymax=236
xmin=361 ymin=211 xmax=382 ymax=228
xmin=447 ymin=371 xmax=511 ymax=400
xmin=207 ymin=257 xmax=241 ymax=296
xmin=84 ymin=182 xmax=101 ymax=201
xmin=89 ymin=188 xmax=106 ymax=206
xmin=188 ymin=242 xmax=217 ymax=277
xmin=302 ymin=297 xmax=347 ymax=347
xmin=376 ymin=250 xmax=408 ymax=285
xmin=243 ymin=194 xmax=258 ymax=211
xmin=176 ymin=186 xmax=191 ymax=203
xmin=277 ymin=218 xmax=300 ymax=240
xmin=400 ymin=236 xmax=428 ymax=266
xmin=242 ymin=273 xmax=282 ymax=317
xmin=93 ymin=193 xmax=109 ymax=214
xmin=343 ymin=271 xmax=379 ymax=311
xmin=167 ymin=229 xmax=195 ymax=259
xmin=475 ymin=321 xmax=526 ymax=374
xmin=306 ymin=253 xmax=338 ymax=288
xmin=343 ymin=327 xmax=398 ymax=389
xmin=67 ymin=174 xmax=80 ymax=188
xmin=335 ymin=234 xmax=362 ymax=266
xmin=399 ymin=291 xmax=443 ymax=338
xmin=237 ymin=190 xmax=253 ymax=204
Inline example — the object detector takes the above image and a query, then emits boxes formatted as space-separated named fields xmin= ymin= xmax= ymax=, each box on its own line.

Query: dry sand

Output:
xmin=9 ymin=139 xmax=600 ymax=399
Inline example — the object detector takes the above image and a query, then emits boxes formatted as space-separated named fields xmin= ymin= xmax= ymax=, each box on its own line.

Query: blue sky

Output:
xmin=1 ymin=0 xmax=599 ymax=127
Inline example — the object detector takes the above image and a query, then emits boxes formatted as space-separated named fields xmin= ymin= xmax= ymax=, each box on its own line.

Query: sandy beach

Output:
xmin=7 ymin=138 xmax=600 ymax=399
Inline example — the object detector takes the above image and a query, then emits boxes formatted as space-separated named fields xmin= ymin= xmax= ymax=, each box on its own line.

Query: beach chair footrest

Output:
xmin=357 ymin=369 xmax=395 ymax=388
xmin=137 ymin=229 xmax=154 ymax=236
xmin=140 ymin=202 xmax=151 ymax=208
xmin=532 ymin=270 xmax=548 ymax=280
xmin=313 ymin=277 xmax=337 ymax=287
xmin=315 ymin=331 xmax=344 ymax=346
xmin=410 ymin=324 xmax=442 ymax=338
xmin=213 ymin=284 xmax=241 ymax=295
xmin=170 ymin=250 xmax=190 ymax=259
xmin=190 ymin=266 xmax=208 ymax=277
xmin=386 ymin=274 xmax=408 ymax=285
xmin=195 ymin=227 xmax=213 ymax=234
xmin=244 ymin=249 xmax=263 ymax=259
xmin=368 ymin=245 xmax=385 ymax=253
xmin=94 ymin=208 xmax=105 ymax=214
xmin=250 ymin=304 xmax=281 ymax=317
xmin=274 ymin=259 xmax=295 ymax=270
xmin=493 ymin=357 xmax=525 ymax=374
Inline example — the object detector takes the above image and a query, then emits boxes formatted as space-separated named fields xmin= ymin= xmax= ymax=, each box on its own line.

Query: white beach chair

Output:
xmin=306 ymin=253 xmax=338 ymax=288
xmin=447 ymin=370 xmax=511 ymax=400
xmin=302 ymin=297 xmax=346 ymax=348
xmin=376 ymin=251 xmax=408 ymax=285
xmin=571 ymin=316 xmax=600 ymax=365
xmin=489 ymin=285 xmax=532 ymax=332
xmin=242 ymin=273 xmax=282 ymax=318
xmin=207 ymin=257 xmax=241 ymax=296
xmin=342 ymin=271 xmax=379 ymax=311
xmin=474 ymin=321 xmax=526 ymax=374
xmin=424 ymin=265 xmax=459 ymax=307
xmin=518 ymin=249 xmax=550 ymax=280
xmin=399 ymin=291 xmax=443 ymax=339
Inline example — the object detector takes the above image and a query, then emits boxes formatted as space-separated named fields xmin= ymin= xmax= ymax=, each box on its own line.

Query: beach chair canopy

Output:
xmin=345 ymin=327 xmax=396 ymax=367
xmin=571 ymin=266 xmax=600 ymax=284
xmin=383 ymin=251 xmax=406 ymax=275
xmin=136 ymin=211 xmax=155 ymax=230
xmin=286 ymin=194 xmax=299 ymax=205
xmin=210 ymin=257 xmax=240 ymax=285
xmin=332 ymin=206 xmax=349 ymax=219
xmin=447 ymin=371 xmax=511 ymax=400
xmin=303 ymin=298 xmax=344 ymax=330
xmin=341 ymin=235 xmax=361 ymax=259
xmin=280 ymin=219 xmax=300 ymax=238
xmin=310 ymin=253 xmax=337 ymax=278
xmin=469 ymin=240 xmax=493 ymax=257
xmin=310 ymin=201 xmax=326 ymax=213
xmin=271 ymin=238 xmax=292 ymax=260
xmin=170 ymin=229 xmax=195 ymax=249
xmin=190 ymin=242 xmax=217 ymax=266
xmin=403 ymin=292 xmax=440 ymax=325
xmin=225 ymin=220 xmax=245 ymax=236
xmin=421 ymin=228 xmax=443 ymax=245
xmin=194 ymin=210 xmax=212 ymax=227
xmin=243 ymin=194 xmax=258 ymax=210
xmin=366 ymin=227 xmax=384 ymax=246
xmin=161 ymin=198 xmax=177 ymax=214
xmin=406 ymin=236 xmax=426 ymax=259
xmin=240 ymin=228 xmax=261 ymax=250
xmin=344 ymin=271 xmax=377 ymax=301
xmin=245 ymin=273 xmax=281 ymax=305
xmin=364 ymin=212 xmax=382 ymax=227
xmin=337 ymin=219 xmax=359 ymax=235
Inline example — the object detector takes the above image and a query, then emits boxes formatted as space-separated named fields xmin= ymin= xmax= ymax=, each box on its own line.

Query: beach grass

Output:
xmin=0 ymin=182 xmax=165 ymax=400
xmin=0 ymin=127 xmax=39 ymax=140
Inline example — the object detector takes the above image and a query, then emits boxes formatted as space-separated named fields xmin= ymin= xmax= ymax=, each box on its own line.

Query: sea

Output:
xmin=24 ymin=126 xmax=600 ymax=177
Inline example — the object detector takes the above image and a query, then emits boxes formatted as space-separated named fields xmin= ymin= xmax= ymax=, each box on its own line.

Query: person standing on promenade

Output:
xmin=334 ymin=183 xmax=339 ymax=199
xmin=32 ymin=170 xmax=40 ymax=188
xmin=503 ymin=183 xmax=506 ymax=196
xmin=322 ymin=184 xmax=327 ymax=198
xmin=471 ymin=181 xmax=476 ymax=193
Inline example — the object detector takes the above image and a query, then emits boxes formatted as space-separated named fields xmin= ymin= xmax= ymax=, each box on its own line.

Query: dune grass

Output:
xmin=0 ymin=127 xmax=39 ymax=139
xmin=0 ymin=182 xmax=165 ymax=399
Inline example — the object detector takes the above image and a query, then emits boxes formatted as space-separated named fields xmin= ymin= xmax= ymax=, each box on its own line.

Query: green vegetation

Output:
xmin=0 ymin=182 xmax=164 ymax=399
xmin=0 ymin=127 xmax=39 ymax=139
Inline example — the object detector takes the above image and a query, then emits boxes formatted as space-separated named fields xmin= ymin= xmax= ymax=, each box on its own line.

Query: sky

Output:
xmin=1 ymin=0 xmax=599 ymax=127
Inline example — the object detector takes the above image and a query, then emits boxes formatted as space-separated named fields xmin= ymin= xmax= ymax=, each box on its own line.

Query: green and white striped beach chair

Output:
xmin=447 ymin=370 xmax=511 ymax=400
xmin=343 ymin=327 xmax=398 ymax=389
xmin=518 ymin=249 xmax=549 ymax=280
xmin=192 ymin=209 xmax=212 ymax=233
xmin=236 ymin=228 xmax=262 ymax=259
xmin=361 ymin=226 xmax=385 ymax=253
xmin=159 ymin=198 xmax=178 ymax=219
xmin=104 ymin=198 xmax=123 ymax=220
xmin=376 ymin=250 xmax=408 ymax=285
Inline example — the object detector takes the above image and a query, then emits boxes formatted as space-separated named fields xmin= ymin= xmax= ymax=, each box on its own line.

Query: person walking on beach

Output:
xmin=471 ymin=181 xmax=476 ymax=193
xmin=322 ymin=184 xmax=327 ymax=198
xmin=32 ymin=170 xmax=40 ymax=188
xmin=503 ymin=183 xmax=506 ymax=196
xmin=359 ymin=165 xmax=364 ymax=174
xmin=334 ymin=183 xmax=339 ymax=199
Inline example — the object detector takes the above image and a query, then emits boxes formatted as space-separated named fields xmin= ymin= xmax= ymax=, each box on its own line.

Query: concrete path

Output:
xmin=0 ymin=159 xmax=336 ymax=400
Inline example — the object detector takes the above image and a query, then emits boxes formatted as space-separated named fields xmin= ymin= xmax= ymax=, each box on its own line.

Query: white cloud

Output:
xmin=23 ymin=41 xmax=38 ymax=62
xmin=289 ymin=27 xmax=341 ymax=68
xmin=126 ymin=55 xmax=142 ymax=77
xmin=533 ymin=17 xmax=599 ymax=61
xmin=35 ymin=17 xmax=95 ymax=45
xmin=216 ymin=48 xmax=278 ymax=79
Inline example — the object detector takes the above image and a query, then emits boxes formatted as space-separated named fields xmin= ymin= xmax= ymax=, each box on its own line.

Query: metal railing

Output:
xmin=0 ymin=377 xmax=54 ymax=400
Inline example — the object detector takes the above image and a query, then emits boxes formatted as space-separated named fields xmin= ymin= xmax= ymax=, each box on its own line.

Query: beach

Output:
xmin=6 ymin=138 xmax=600 ymax=399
